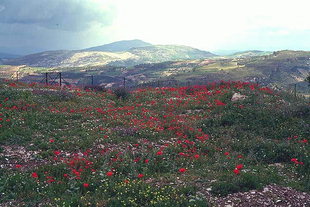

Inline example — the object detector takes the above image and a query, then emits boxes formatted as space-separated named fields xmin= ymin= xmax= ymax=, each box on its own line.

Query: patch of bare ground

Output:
xmin=0 ymin=145 xmax=48 ymax=170
xmin=200 ymin=184 xmax=310 ymax=207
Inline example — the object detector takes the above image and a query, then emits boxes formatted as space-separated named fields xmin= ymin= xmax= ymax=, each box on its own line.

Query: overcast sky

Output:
xmin=0 ymin=0 xmax=309 ymax=54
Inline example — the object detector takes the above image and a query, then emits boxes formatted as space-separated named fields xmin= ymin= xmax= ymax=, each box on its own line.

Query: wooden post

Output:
xmin=294 ymin=84 xmax=297 ymax=98
xmin=16 ymin=71 xmax=19 ymax=82
xmin=45 ymin=73 xmax=48 ymax=85
xmin=123 ymin=77 xmax=126 ymax=89
xmin=59 ymin=72 xmax=62 ymax=86
xmin=91 ymin=75 xmax=94 ymax=85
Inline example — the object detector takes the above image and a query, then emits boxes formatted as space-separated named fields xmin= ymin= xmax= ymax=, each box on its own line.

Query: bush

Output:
xmin=84 ymin=85 xmax=106 ymax=92
xmin=32 ymin=89 xmax=75 ymax=102
xmin=113 ymin=87 xmax=130 ymax=100
xmin=211 ymin=172 xmax=279 ymax=196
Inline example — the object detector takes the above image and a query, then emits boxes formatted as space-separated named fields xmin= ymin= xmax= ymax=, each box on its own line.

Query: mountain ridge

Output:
xmin=83 ymin=39 xmax=152 ymax=52
xmin=3 ymin=40 xmax=216 ymax=68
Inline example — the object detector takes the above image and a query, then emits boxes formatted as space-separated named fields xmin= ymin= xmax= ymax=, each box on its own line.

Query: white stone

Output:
xmin=231 ymin=93 xmax=247 ymax=101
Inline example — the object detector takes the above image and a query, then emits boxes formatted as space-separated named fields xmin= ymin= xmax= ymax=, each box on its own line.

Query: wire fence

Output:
xmin=0 ymin=71 xmax=213 ymax=90
xmin=0 ymin=71 xmax=309 ymax=98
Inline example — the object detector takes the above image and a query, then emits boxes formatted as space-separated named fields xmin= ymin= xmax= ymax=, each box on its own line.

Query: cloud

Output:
xmin=1 ymin=0 xmax=310 ymax=54
xmin=0 ymin=0 xmax=117 ymax=54
xmin=0 ymin=0 xmax=115 ymax=31
xmin=0 ymin=5 xmax=5 ymax=12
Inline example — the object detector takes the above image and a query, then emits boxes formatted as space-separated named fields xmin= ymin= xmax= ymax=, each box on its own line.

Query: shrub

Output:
xmin=211 ymin=172 xmax=279 ymax=196
xmin=113 ymin=87 xmax=130 ymax=100
xmin=84 ymin=85 xmax=106 ymax=92
xmin=32 ymin=89 xmax=75 ymax=102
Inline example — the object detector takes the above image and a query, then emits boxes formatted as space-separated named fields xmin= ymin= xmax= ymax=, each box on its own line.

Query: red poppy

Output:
xmin=233 ymin=169 xmax=240 ymax=175
xmin=224 ymin=152 xmax=229 ymax=156
xmin=106 ymin=171 xmax=114 ymax=176
xmin=137 ymin=174 xmax=144 ymax=178
xmin=291 ymin=158 xmax=298 ymax=164
xmin=54 ymin=150 xmax=61 ymax=156
xmin=215 ymin=99 xmax=226 ymax=106
xmin=179 ymin=168 xmax=186 ymax=173
xmin=31 ymin=172 xmax=38 ymax=178
xmin=83 ymin=183 xmax=89 ymax=188
xmin=156 ymin=151 xmax=163 ymax=155
xmin=236 ymin=164 xmax=244 ymax=170
xmin=15 ymin=164 xmax=22 ymax=168
xmin=47 ymin=179 xmax=55 ymax=183
xmin=49 ymin=139 xmax=55 ymax=143
xmin=194 ymin=154 xmax=200 ymax=159
xmin=144 ymin=159 xmax=149 ymax=163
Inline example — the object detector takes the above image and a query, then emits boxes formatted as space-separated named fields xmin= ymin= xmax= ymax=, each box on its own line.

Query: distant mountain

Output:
xmin=230 ymin=50 xmax=272 ymax=57
xmin=83 ymin=39 xmax=152 ymax=52
xmin=212 ymin=50 xmax=240 ymax=56
xmin=4 ymin=42 xmax=216 ymax=68
xmin=129 ymin=45 xmax=215 ymax=62
xmin=4 ymin=50 xmax=310 ymax=93
xmin=0 ymin=52 xmax=21 ymax=59
xmin=3 ymin=50 xmax=75 ymax=67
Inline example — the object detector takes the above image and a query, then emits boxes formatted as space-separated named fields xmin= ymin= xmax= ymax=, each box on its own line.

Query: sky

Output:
xmin=0 ymin=0 xmax=310 ymax=55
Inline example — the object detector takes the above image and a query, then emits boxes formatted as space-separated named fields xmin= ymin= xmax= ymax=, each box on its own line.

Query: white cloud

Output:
xmin=97 ymin=0 xmax=310 ymax=50
xmin=1 ymin=0 xmax=310 ymax=53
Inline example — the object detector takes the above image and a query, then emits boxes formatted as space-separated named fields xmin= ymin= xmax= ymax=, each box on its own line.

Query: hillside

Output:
xmin=0 ymin=80 xmax=309 ymax=206
xmin=84 ymin=39 xmax=152 ymax=52
xmin=31 ymin=50 xmax=307 ymax=92
xmin=128 ymin=45 xmax=215 ymax=62
xmin=3 ymin=41 xmax=216 ymax=68
xmin=2 ymin=50 xmax=309 ymax=94
xmin=229 ymin=50 xmax=272 ymax=58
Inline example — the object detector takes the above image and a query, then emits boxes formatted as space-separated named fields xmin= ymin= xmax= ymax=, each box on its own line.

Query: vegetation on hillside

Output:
xmin=0 ymin=80 xmax=309 ymax=206
xmin=2 ymin=50 xmax=309 ymax=94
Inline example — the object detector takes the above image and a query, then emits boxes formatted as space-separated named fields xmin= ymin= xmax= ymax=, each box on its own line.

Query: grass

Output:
xmin=0 ymin=80 xmax=309 ymax=206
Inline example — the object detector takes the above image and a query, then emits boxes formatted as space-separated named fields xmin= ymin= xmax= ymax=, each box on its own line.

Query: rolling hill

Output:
xmin=229 ymin=50 xmax=272 ymax=58
xmin=3 ymin=40 xmax=216 ymax=68
xmin=83 ymin=39 xmax=152 ymax=52
xmin=2 ymin=48 xmax=309 ymax=93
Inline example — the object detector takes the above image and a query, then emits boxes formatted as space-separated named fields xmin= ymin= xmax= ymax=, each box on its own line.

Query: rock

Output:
xmin=231 ymin=93 xmax=247 ymax=102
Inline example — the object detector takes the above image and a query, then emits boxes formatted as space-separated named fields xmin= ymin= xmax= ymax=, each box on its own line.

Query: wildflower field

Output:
xmin=0 ymin=80 xmax=309 ymax=206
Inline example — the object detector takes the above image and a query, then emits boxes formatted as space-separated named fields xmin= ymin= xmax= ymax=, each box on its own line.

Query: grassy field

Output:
xmin=0 ymin=80 xmax=309 ymax=206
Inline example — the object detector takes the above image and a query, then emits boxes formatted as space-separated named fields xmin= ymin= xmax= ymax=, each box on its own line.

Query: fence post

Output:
xmin=294 ymin=84 xmax=297 ymax=98
xmin=91 ymin=75 xmax=94 ymax=85
xmin=16 ymin=71 xmax=19 ymax=82
xmin=45 ymin=73 xmax=48 ymax=85
xmin=59 ymin=72 xmax=62 ymax=86
xmin=123 ymin=77 xmax=126 ymax=89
